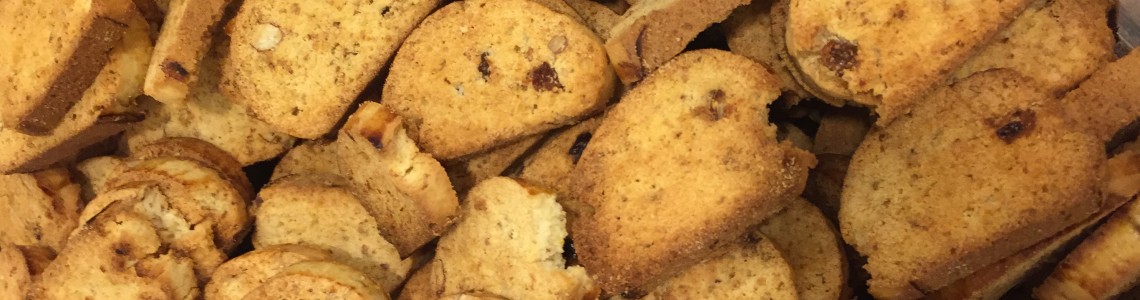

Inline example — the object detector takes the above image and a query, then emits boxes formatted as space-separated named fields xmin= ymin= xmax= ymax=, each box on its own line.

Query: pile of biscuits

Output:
xmin=2 ymin=0 xmax=1140 ymax=299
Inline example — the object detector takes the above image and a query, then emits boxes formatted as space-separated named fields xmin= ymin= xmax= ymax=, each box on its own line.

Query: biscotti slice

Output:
xmin=723 ymin=0 xmax=811 ymax=103
xmin=840 ymin=70 xmax=1103 ymax=299
xmin=143 ymin=0 xmax=233 ymax=104
xmin=569 ymin=49 xmax=814 ymax=293
xmin=76 ymin=155 xmax=127 ymax=201
xmin=952 ymin=0 xmax=1114 ymax=95
xmin=30 ymin=209 xmax=198 ymax=300
xmin=127 ymin=40 xmax=295 ymax=166
xmin=1034 ymin=197 xmax=1140 ymax=299
xmin=252 ymin=174 xmax=409 ymax=292
xmin=0 ymin=0 xmax=136 ymax=134
xmin=221 ymin=0 xmax=441 ymax=139
xmin=271 ymin=140 xmax=340 ymax=181
xmin=129 ymin=137 xmax=255 ymax=200
xmin=0 ymin=12 xmax=152 ymax=174
xmin=786 ymin=0 xmax=1031 ymax=124
xmin=383 ymin=0 xmax=615 ymax=160
xmin=515 ymin=116 xmax=604 ymax=223
xmin=427 ymin=177 xmax=596 ymax=299
xmin=639 ymin=233 xmax=797 ymax=299
xmin=1062 ymin=49 xmax=1140 ymax=143
xmin=447 ymin=135 xmax=543 ymax=196
xmin=337 ymin=102 xmax=460 ymax=256
xmin=0 ymin=168 xmax=84 ymax=252
xmin=563 ymin=0 xmax=621 ymax=39
xmin=0 ymin=242 xmax=31 ymax=300
xmin=605 ymin=0 xmax=750 ymax=85
xmin=205 ymin=244 xmax=336 ymax=300
xmin=756 ymin=197 xmax=847 ymax=300
xmin=242 ymin=261 xmax=389 ymax=300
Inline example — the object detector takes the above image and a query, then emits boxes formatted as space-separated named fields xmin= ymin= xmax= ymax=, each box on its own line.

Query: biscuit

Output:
xmin=605 ymin=0 xmax=750 ymax=85
xmin=1033 ymin=198 xmax=1140 ymax=300
xmin=0 ymin=0 xmax=136 ymax=134
xmin=811 ymin=108 xmax=872 ymax=156
xmin=840 ymin=70 xmax=1103 ymax=299
xmin=569 ymin=50 xmax=814 ymax=292
xmin=271 ymin=139 xmax=340 ymax=181
xmin=128 ymin=137 xmax=255 ymax=200
xmin=253 ymin=174 xmax=409 ymax=292
xmin=0 ymin=242 xmax=31 ymax=300
xmin=1061 ymin=49 xmax=1140 ymax=143
xmin=0 ymin=168 xmax=83 ymax=252
xmin=447 ymin=135 xmax=542 ymax=196
xmin=242 ymin=261 xmax=389 ymax=300
xmin=142 ymin=0 xmax=233 ymax=104
xmin=757 ymin=197 xmax=847 ymax=300
xmin=382 ymin=0 xmax=615 ymax=160
xmin=516 ymin=116 xmax=604 ymax=221
xmin=563 ymin=0 xmax=621 ymax=39
xmin=336 ymin=102 xmax=460 ymax=256
xmin=76 ymin=155 xmax=127 ymax=201
xmin=639 ymin=233 xmax=797 ymax=299
xmin=723 ymin=0 xmax=811 ymax=103
xmin=221 ymin=0 xmax=441 ymax=138
xmin=205 ymin=244 xmax=336 ymax=300
xmin=802 ymin=153 xmax=849 ymax=219
xmin=785 ymin=0 xmax=1032 ymax=124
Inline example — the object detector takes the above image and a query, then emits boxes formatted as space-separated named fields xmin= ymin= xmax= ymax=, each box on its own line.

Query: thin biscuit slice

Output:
xmin=757 ymin=198 xmax=847 ymax=300
xmin=1034 ymin=198 xmax=1140 ymax=299
xmin=1062 ymin=49 xmax=1140 ymax=143
xmin=840 ymin=70 xmax=1103 ymax=299
xmin=723 ymin=0 xmax=811 ymax=103
xmin=242 ymin=261 xmax=389 ymax=300
xmin=563 ymin=0 xmax=621 ymax=39
xmin=128 ymin=137 xmax=255 ymax=200
xmin=0 ymin=12 xmax=152 ymax=174
xmin=128 ymin=40 xmax=295 ymax=166
xmin=76 ymin=155 xmax=127 ymax=201
xmin=430 ymin=177 xmax=597 ymax=299
xmin=222 ymin=0 xmax=441 ymax=138
xmin=0 ymin=0 xmax=136 ymax=134
xmin=639 ymin=233 xmax=797 ymax=299
xmin=143 ymin=0 xmax=233 ymax=104
xmin=515 ymin=116 xmax=604 ymax=222
xmin=786 ymin=0 xmax=1032 ymax=124
xmin=271 ymin=139 xmax=340 ymax=181
xmin=30 ymin=209 xmax=198 ymax=300
xmin=606 ymin=0 xmax=751 ymax=85
xmin=569 ymin=49 xmax=814 ymax=293
xmin=337 ymin=102 xmax=460 ymax=256
xmin=447 ymin=135 xmax=543 ymax=196
xmin=952 ymin=0 xmax=1114 ymax=95
xmin=252 ymin=174 xmax=409 ymax=292
xmin=205 ymin=244 xmax=336 ymax=300
xmin=0 ymin=242 xmax=31 ymax=300
xmin=383 ymin=0 xmax=615 ymax=160
xmin=0 ymin=168 xmax=84 ymax=252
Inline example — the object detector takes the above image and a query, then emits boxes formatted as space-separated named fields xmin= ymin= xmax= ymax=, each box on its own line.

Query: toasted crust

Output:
xmin=242 ymin=261 xmax=389 ymax=300
xmin=383 ymin=0 xmax=615 ymax=160
xmin=222 ymin=0 xmax=441 ymax=138
xmin=570 ymin=50 xmax=814 ymax=292
xmin=605 ymin=0 xmax=751 ymax=85
xmin=757 ymin=198 xmax=847 ymax=300
xmin=337 ymin=102 xmax=460 ymax=256
xmin=0 ymin=168 xmax=83 ymax=252
xmin=840 ymin=70 xmax=1103 ymax=299
xmin=1062 ymin=49 xmax=1140 ymax=143
xmin=723 ymin=0 xmax=812 ymax=103
xmin=447 ymin=135 xmax=542 ymax=196
xmin=0 ymin=0 xmax=136 ymax=134
xmin=641 ymin=233 xmax=797 ymax=299
xmin=786 ymin=0 xmax=1031 ymax=124
xmin=143 ymin=0 xmax=233 ymax=104
xmin=253 ymin=174 xmax=410 ymax=292
xmin=205 ymin=244 xmax=336 ymax=300
xmin=271 ymin=140 xmax=340 ymax=181
xmin=0 ymin=12 xmax=152 ymax=174
xmin=128 ymin=137 xmax=255 ymax=200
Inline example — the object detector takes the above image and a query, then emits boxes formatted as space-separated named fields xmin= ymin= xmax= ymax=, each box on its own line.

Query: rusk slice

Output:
xmin=0 ymin=168 xmax=83 ymax=252
xmin=1062 ymin=49 xmax=1140 ymax=143
xmin=757 ymin=198 xmax=847 ymax=300
xmin=1034 ymin=198 xmax=1140 ymax=299
xmin=640 ymin=233 xmax=797 ymax=299
xmin=723 ymin=0 xmax=811 ymax=103
xmin=242 ymin=261 xmax=389 ymax=300
xmin=271 ymin=139 xmax=340 ymax=181
xmin=447 ymin=135 xmax=542 ymax=196
xmin=205 ymin=244 xmax=336 ymax=300
xmin=143 ymin=0 xmax=233 ymax=104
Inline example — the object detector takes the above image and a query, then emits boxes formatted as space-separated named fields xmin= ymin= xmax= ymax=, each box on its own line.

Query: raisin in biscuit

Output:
xmin=841 ymin=70 xmax=1103 ymax=299
xmin=605 ymin=0 xmax=750 ymax=85
xmin=222 ymin=0 xmax=441 ymax=139
xmin=205 ymin=244 xmax=336 ymax=300
xmin=336 ymin=102 xmax=460 ymax=256
xmin=242 ymin=261 xmax=389 ymax=300
xmin=1034 ymin=198 xmax=1140 ymax=300
xmin=723 ymin=0 xmax=812 ymax=104
xmin=0 ymin=168 xmax=83 ymax=253
xmin=757 ymin=197 xmax=847 ymax=300
xmin=570 ymin=50 xmax=815 ymax=293
xmin=786 ymin=0 xmax=1032 ymax=124
xmin=639 ymin=233 xmax=797 ymax=299
xmin=253 ymin=174 xmax=410 ymax=292
xmin=1062 ymin=49 xmax=1140 ymax=143
xmin=383 ymin=0 xmax=615 ymax=161
xmin=447 ymin=135 xmax=542 ymax=196
xmin=271 ymin=140 xmax=340 ymax=181
xmin=0 ymin=0 xmax=136 ymax=134
xmin=0 ymin=12 xmax=151 ymax=174
xmin=952 ymin=0 xmax=1114 ymax=95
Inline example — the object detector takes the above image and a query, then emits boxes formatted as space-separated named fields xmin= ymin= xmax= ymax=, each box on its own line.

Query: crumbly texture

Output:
xmin=128 ymin=40 xmax=295 ymax=166
xmin=0 ymin=0 xmax=135 ymax=134
xmin=569 ymin=50 xmax=815 ymax=293
xmin=30 ymin=209 xmax=199 ymax=300
xmin=516 ymin=116 xmax=604 ymax=223
xmin=253 ymin=174 xmax=409 ymax=292
xmin=143 ymin=0 xmax=232 ymax=104
xmin=1034 ymin=199 xmax=1140 ymax=299
xmin=952 ymin=0 xmax=1114 ymax=95
xmin=76 ymin=155 xmax=127 ymax=201
xmin=641 ymin=234 xmax=797 ymax=299
xmin=426 ymin=177 xmax=597 ymax=300
xmin=205 ymin=244 xmax=336 ymax=300
xmin=221 ymin=0 xmax=441 ymax=138
xmin=383 ymin=0 xmax=615 ymax=161
xmin=336 ymin=102 xmax=460 ymax=256
xmin=757 ymin=198 xmax=847 ymax=300
xmin=605 ymin=0 xmax=750 ymax=85
xmin=1062 ymin=49 xmax=1140 ymax=143
xmin=723 ymin=0 xmax=811 ymax=103
xmin=0 ymin=12 xmax=151 ymax=174
xmin=242 ymin=261 xmax=388 ymax=300
xmin=563 ymin=0 xmax=620 ymax=39
xmin=447 ymin=135 xmax=542 ymax=196
xmin=786 ymin=0 xmax=1031 ymax=124
xmin=128 ymin=137 xmax=255 ymax=200
xmin=0 ymin=242 xmax=31 ymax=300
xmin=0 ymin=168 xmax=83 ymax=253
xmin=840 ymin=70 xmax=1104 ymax=299
xmin=271 ymin=139 xmax=340 ymax=181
